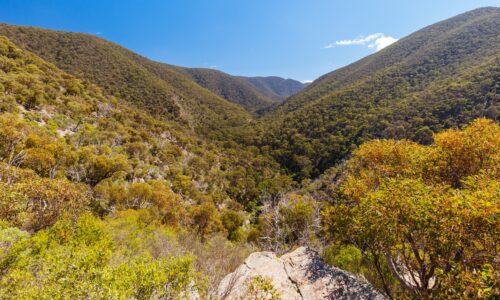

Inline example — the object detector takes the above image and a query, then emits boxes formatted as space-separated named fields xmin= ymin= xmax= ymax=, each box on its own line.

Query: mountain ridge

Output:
xmin=176 ymin=67 xmax=306 ymax=113
xmin=174 ymin=66 xmax=274 ymax=113
xmin=239 ymin=76 xmax=307 ymax=101
xmin=0 ymin=23 xmax=253 ymax=138
xmin=258 ymin=6 xmax=500 ymax=178
xmin=286 ymin=6 xmax=500 ymax=111
xmin=0 ymin=23 xmax=305 ymax=116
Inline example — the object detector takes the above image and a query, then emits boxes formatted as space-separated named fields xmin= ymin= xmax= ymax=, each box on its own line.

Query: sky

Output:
xmin=0 ymin=1 xmax=498 ymax=82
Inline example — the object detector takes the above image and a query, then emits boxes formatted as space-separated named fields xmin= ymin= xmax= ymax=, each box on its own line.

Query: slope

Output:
xmin=278 ymin=7 xmax=500 ymax=113
xmin=0 ymin=35 xmax=286 ymax=297
xmin=259 ymin=7 xmax=500 ymax=178
xmin=0 ymin=34 xmax=282 ymax=225
xmin=176 ymin=67 xmax=275 ymax=113
xmin=239 ymin=76 xmax=307 ymax=101
xmin=0 ymin=24 xmax=251 ymax=138
xmin=176 ymin=67 xmax=308 ymax=113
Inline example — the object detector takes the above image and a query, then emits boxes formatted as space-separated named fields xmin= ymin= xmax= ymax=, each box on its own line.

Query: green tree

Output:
xmin=323 ymin=119 xmax=499 ymax=298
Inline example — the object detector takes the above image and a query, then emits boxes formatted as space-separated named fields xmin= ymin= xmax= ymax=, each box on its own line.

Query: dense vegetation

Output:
xmin=258 ymin=7 xmax=500 ymax=179
xmin=175 ymin=69 xmax=307 ymax=113
xmin=238 ymin=76 xmax=307 ymax=102
xmin=0 ymin=24 xmax=252 ymax=138
xmin=0 ymin=23 xmax=306 ymax=123
xmin=249 ymin=119 xmax=499 ymax=298
xmin=0 ymin=36 xmax=290 ymax=297
xmin=0 ymin=6 xmax=498 ymax=299
xmin=322 ymin=119 xmax=499 ymax=298
xmin=177 ymin=67 xmax=275 ymax=113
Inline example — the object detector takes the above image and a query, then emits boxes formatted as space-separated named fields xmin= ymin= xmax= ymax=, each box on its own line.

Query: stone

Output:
xmin=217 ymin=247 xmax=387 ymax=300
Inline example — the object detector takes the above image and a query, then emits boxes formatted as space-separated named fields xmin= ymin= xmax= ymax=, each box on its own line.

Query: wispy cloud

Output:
xmin=324 ymin=33 xmax=398 ymax=51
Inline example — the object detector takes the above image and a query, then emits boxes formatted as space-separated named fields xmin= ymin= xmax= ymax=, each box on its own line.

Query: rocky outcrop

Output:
xmin=218 ymin=247 xmax=386 ymax=300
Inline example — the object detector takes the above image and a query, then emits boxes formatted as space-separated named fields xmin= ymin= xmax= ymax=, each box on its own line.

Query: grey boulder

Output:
xmin=218 ymin=247 xmax=386 ymax=300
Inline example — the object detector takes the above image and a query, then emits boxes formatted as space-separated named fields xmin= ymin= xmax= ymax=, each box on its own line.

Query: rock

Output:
xmin=218 ymin=247 xmax=387 ymax=300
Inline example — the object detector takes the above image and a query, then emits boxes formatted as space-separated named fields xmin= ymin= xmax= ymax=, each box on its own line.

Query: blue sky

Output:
xmin=0 ymin=0 xmax=498 ymax=82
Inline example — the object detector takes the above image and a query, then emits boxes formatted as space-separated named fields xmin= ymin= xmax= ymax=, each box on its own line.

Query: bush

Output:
xmin=0 ymin=169 xmax=91 ymax=231
xmin=322 ymin=119 xmax=500 ymax=298
xmin=245 ymin=276 xmax=281 ymax=300
xmin=0 ymin=214 xmax=203 ymax=299
xmin=323 ymin=244 xmax=363 ymax=274
xmin=221 ymin=209 xmax=244 ymax=241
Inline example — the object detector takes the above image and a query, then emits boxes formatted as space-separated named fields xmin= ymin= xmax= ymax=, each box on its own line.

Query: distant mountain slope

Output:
xmin=259 ymin=7 xmax=500 ymax=179
xmin=176 ymin=67 xmax=274 ymax=113
xmin=239 ymin=76 xmax=307 ymax=101
xmin=0 ymin=24 xmax=251 ymax=138
xmin=177 ymin=68 xmax=307 ymax=113
xmin=277 ymin=7 xmax=499 ymax=114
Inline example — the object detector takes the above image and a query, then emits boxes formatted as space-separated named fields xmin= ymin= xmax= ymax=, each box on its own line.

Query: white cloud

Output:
xmin=324 ymin=33 xmax=398 ymax=51
xmin=335 ymin=33 xmax=382 ymax=46
xmin=302 ymin=80 xmax=313 ymax=84
xmin=368 ymin=35 xmax=398 ymax=51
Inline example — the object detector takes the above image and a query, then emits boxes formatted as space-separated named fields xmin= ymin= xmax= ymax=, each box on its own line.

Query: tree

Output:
xmin=221 ymin=209 xmax=244 ymax=241
xmin=323 ymin=119 xmax=499 ymax=298
xmin=189 ymin=201 xmax=223 ymax=239
xmin=11 ymin=177 xmax=91 ymax=231
xmin=259 ymin=193 xmax=318 ymax=253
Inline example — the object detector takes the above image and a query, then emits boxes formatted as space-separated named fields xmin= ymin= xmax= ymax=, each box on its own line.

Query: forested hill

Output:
xmin=238 ymin=76 xmax=307 ymax=101
xmin=175 ymin=67 xmax=275 ymax=113
xmin=278 ymin=7 xmax=500 ymax=113
xmin=0 ymin=23 xmax=306 ymax=121
xmin=0 ymin=34 xmax=282 ymax=212
xmin=257 ymin=7 xmax=500 ymax=179
xmin=177 ymin=68 xmax=307 ymax=113
xmin=0 ymin=24 xmax=252 ymax=139
xmin=0 ymin=35 xmax=289 ymax=297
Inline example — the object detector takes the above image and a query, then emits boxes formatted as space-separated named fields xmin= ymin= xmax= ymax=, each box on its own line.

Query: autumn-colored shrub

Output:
xmin=0 ymin=171 xmax=91 ymax=231
xmin=323 ymin=119 xmax=500 ymax=298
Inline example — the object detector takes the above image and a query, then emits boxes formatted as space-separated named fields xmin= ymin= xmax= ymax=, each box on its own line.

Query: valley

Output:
xmin=0 ymin=6 xmax=498 ymax=299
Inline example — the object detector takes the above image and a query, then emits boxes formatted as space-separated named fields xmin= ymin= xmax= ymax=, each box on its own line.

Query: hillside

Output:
xmin=259 ymin=7 xmax=500 ymax=178
xmin=0 ymin=34 xmax=283 ymax=214
xmin=0 ymin=6 xmax=499 ymax=299
xmin=177 ymin=68 xmax=307 ymax=113
xmin=239 ymin=76 xmax=307 ymax=101
xmin=0 ymin=24 xmax=252 ymax=138
xmin=279 ymin=7 xmax=500 ymax=113
xmin=176 ymin=67 xmax=275 ymax=113
xmin=0 ymin=35 xmax=294 ymax=296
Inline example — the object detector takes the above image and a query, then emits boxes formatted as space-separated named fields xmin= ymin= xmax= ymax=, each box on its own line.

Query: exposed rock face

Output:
xmin=218 ymin=247 xmax=386 ymax=300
